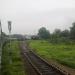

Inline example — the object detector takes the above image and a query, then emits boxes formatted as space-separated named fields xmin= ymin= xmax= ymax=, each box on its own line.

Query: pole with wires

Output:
xmin=0 ymin=21 xmax=2 ymax=73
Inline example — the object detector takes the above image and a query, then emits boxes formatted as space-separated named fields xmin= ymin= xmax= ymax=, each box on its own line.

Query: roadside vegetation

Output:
xmin=28 ymin=22 xmax=75 ymax=69
xmin=2 ymin=41 xmax=26 ymax=75
xmin=29 ymin=40 xmax=75 ymax=69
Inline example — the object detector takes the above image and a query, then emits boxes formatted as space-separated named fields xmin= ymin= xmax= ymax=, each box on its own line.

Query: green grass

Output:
xmin=2 ymin=41 xmax=26 ymax=75
xmin=29 ymin=40 xmax=75 ymax=69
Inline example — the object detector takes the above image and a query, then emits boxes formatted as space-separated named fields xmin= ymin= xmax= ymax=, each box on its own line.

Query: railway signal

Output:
xmin=8 ymin=21 xmax=12 ymax=64
xmin=8 ymin=21 xmax=11 ymax=33
xmin=8 ymin=21 xmax=12 ymax=45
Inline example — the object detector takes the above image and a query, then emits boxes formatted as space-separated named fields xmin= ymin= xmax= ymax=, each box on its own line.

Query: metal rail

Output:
xmin=21 ymin=42 xmax=71 ymax=75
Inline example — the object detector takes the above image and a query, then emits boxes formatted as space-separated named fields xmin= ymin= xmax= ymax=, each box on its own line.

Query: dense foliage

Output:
xmin=38 ymin=27 xmax=50 ymax=39
xmin=37 ymin=22 xmax=75 ymax=42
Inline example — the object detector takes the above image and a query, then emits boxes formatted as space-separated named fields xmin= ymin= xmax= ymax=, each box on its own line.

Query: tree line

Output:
xmin=37 ymin=22 xmax=75 ymax=43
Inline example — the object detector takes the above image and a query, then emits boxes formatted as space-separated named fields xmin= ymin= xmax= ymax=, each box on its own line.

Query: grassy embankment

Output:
xmin=29 ymin=40 xmax=75 ymax=69
xmin=2 ymin=41 xmax=26 ymax=75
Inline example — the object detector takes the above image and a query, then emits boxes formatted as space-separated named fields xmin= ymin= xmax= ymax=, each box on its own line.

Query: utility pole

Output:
xmin=0 ymin=21 xmax=2 ymax=74
xmin=8 ymin=21 xmax=12 ymax=64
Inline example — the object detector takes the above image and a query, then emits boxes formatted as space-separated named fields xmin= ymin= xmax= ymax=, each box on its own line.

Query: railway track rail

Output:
xmin=21 ymin=42 xmax=71 ymax=75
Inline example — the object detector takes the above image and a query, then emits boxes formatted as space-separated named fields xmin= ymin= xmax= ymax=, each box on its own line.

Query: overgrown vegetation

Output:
xmin=2 ymin=41 xmax=26 ymax=75
xmin=38 ymin=27 xmax=50 ymax=39
xmin=37 ymin=22 xmax=75 ymax=41
xmin=29 ymin=40 xmax=75 ymax=69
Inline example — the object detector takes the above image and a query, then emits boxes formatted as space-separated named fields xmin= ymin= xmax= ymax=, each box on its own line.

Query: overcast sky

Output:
xmin=0 ymin=0 xmax=75 ymax=35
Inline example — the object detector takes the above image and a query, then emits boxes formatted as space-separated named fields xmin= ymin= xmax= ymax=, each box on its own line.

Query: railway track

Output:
xmin=21 ymin=42 xmax=70 ymax=75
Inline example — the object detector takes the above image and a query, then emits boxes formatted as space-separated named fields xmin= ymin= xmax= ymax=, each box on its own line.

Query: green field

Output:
xmin=2 ymin=41 xmax=26 ymax=75
xmin=29 ymin=40 xmax=75 ymax=69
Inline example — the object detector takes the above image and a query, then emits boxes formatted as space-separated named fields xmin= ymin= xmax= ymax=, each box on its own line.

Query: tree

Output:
xmin=53 ymin=29 xmax=61 ymax=38
xmin=70 ymin=22 xmax=75 ymax=40
xmin=38 ymin=27 xmax=50 ymax=39
xmin=61 ymin=29 xmax=70 ymax=37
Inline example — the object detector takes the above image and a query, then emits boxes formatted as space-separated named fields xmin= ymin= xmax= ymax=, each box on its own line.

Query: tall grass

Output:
xmin=2 ymin=41 xmax=26 ymax=75
xmin=29 ymin=40 xmax=75 ymax=69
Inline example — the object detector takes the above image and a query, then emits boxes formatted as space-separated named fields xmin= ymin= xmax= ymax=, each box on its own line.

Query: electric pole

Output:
xmin=0 ymin=21 xmax=2 ymax=74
